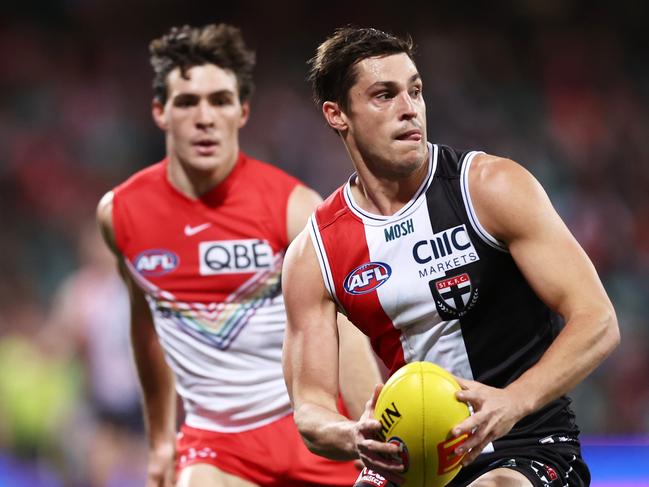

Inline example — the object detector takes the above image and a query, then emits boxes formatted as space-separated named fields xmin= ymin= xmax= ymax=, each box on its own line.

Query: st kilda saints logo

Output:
xmin=430 ymin=272 xmax=478 ymax=319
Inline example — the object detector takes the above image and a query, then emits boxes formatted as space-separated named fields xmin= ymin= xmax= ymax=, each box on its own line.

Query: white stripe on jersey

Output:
xmin=126 ymin=253 xmax=292 ymax=432
xmin=460 ymin=151 xmax=508 ymax=252
xmin=308 ymin=214 xmax=343 ymax=311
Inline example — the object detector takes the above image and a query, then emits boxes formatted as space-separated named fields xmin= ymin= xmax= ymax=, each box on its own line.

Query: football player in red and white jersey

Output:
xmin=282 ymin=27 xmax=619 ymax=487
xmin=97 ymin=24 xmax=379 ymax=487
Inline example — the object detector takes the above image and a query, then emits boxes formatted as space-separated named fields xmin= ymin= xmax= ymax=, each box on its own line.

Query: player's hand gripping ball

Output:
xmin=373 ymin=362 xmax=471 ymax=487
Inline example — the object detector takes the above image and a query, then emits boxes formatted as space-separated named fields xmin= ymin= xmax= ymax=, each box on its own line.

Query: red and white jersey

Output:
xmin=308 ymin=144 xmax=476 ymax=378
xmin=112 ymin=152 xmax=300 ymax=432
xmin=309 ymin=143 xmax=579 ymax=450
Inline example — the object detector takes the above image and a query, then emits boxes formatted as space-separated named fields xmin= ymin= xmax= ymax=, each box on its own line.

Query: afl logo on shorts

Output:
xmin=134 ymin=249 xmax=179 ymax=276
xmin=344 ymin=262 xmax=392 ymax=295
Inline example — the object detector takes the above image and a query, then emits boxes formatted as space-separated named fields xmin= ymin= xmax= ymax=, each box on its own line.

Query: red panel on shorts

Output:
xmin=176 ymin=414 xmax=360 ymax=487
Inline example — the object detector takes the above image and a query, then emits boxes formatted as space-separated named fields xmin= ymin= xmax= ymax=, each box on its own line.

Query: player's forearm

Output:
xmin=140 ymin=365 xmax=177 ymax=448
xmin=132 ymin=331 xmax=177 ymax=448
xmin=506 ymin=304 xmax=619 ymax=415
xmin=293 ymin=402 xmax=359 ymax=461
xmin=338 ymin=316 xmax=381 ymax=420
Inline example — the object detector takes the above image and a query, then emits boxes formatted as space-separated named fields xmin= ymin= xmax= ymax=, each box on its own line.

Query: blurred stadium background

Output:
xmin=1 ymin=0 xmax=648 ymax=485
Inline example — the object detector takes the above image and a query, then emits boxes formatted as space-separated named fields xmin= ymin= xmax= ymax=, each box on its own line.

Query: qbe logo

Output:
xmin=343 ymin=262 xmax=392 ymax=295
xmin=199 ymin=239 xmax=273 ymax=275
xmin=134 ymin=249 xmax=179 ymax=276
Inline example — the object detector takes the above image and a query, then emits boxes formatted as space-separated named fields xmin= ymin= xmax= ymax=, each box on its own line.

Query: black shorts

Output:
xmin=448 ymin=444 xmax=590 ymax=487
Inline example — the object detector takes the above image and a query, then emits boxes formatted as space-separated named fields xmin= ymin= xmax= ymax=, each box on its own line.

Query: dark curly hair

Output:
xmin=150 ymin=23 xmax=256 ymax=104
xmin=308 ymin=27 xmax=415 ymax=112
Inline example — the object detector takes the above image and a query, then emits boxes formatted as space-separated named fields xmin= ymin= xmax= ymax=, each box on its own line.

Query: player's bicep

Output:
xmin=115 ymin=259 xmax=154 ymax=334
xmin=337 ymin=313 xmax=381 ymax=420
xmin=282 ymin=229 xmax=340 ymax=411
xmin=96 ymin=191 xmax=119 ymax=254
xmin=508 ymin=211 xmax=609 ymax=318
xmin=471 ymin=156 xmax=611 ymax=317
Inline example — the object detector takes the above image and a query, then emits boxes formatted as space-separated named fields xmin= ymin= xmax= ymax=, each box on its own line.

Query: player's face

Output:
xmin=153 ymin=64 xmax=249 ymax=175
xmin=344 ymin=53 xmax=427 ymax=178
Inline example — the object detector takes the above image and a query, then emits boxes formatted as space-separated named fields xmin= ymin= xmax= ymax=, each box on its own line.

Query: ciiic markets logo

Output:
xmin=134 ymin=249 xmax=179 ymax=276
xmin=343 ymin=262 xmax=392 ymax=295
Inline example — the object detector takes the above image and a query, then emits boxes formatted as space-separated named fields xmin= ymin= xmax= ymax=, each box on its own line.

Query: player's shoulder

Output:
xmin=97 ymin=160 xmax=165 ymax=250
xmin=112 ymin=160 xmax=166 ymax=198
xmin=434 ymin=143 xmax=475 ymax=174
xmin=241 ymin=152 xmax=302 ymax=186
xmin=96 ymin=190 xmax=117 ymax=253
xmin=468 ymin=153 xmax=549 ymax=241
xmin=97 ymin=190 xmax=114 ymax=220
xmin=469 ymin=153 xmax=537 ymax=195
xmin=284 ymin=224 xmax=321 ymax=285
xmin=311 ymin=184 xmax=349 ymax=230
xmin=436 ymin=143 xmax=470 ymax=162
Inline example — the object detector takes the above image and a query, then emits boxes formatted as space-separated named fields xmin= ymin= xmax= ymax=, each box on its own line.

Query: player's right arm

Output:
xmin=282 ymin=228 xmax=403 ymax=478
xmin=96 ymin=191 xmax=177 ymax=487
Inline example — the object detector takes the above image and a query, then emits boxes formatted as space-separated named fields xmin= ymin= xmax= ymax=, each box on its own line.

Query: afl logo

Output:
xmin=134 ymin=249 xmax=179 ymax=276
xmin=343 ymin=262 xmax=392 ymax=295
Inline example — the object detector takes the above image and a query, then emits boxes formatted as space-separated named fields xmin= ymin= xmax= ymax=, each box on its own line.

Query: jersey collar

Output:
xmin=343 ymin=143 xmax=438 ymax=225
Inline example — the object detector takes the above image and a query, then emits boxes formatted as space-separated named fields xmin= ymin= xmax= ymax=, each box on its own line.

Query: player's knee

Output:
xmin=468 ymin=467 xmax=533 ymax=487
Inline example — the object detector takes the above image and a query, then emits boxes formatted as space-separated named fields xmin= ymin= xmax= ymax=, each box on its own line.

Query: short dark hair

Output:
xmin=149 ymin=23 xmax=256 ymax=104
xmin=307 ymin=27 xmax=415 ymax=111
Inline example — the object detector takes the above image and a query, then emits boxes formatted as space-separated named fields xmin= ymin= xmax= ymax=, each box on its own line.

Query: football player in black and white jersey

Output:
xmin=281 ymin=27 xmax=619 ymax=487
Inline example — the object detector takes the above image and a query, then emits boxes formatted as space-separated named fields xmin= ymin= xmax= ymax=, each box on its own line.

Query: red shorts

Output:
xmin=176 ymin=413 xmax=360 ymax=487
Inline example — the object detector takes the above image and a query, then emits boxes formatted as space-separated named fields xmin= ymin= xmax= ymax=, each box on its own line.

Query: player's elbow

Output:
xmin=293 ymin=402 xmax=355 ymax=461
xmin=586 ymin=302 xmax=619 ymax=363
xmin=292 ymin=403 xmax=329 ymax=456
xmin=599 ymin=305 xmax=620 ymax=357
xmin=292 ymin=403 xmax=320 ymax=451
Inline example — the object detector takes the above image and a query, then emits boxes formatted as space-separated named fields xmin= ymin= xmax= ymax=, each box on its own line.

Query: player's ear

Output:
xmin=323 ymin=101 xmax=348 ymax=132
xmin=238 ymin=100 xmax=251 ymax=128
xmin=152 ymin=99 xmax=167 ymax=130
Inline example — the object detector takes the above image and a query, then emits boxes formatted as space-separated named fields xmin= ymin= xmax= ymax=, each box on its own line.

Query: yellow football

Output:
xmin=373 ymin=361 xmax=471 ymax=487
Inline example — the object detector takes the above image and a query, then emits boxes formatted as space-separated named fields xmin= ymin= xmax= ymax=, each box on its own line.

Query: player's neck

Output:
xmin=351 ymin=155 xmax=429 ymax=217
xmin=165 ymin=153 xmax=238 ymax=199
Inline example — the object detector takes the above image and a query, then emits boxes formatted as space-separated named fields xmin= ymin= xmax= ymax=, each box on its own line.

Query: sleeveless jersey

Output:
xmin=309 ymin=143 xmax=580 ymax=449
xmin=112 ymin=152 xmax=299 ymax=432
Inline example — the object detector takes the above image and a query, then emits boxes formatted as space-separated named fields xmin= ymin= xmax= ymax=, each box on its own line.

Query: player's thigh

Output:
xmin=176 ymin=463 xmax=260 ymax=487
xmin=468 ymin=467 xmax=533 ymax=487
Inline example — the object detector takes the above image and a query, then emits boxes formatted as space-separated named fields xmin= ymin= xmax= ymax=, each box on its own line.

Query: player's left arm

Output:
xmin=453 ymin=155 xmax=620 ymax=464
xmin=286 ymin=184 xmax=381 ymax=421
xmin=337 ymin=313 xmax=382 ymax=420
